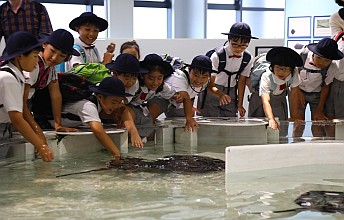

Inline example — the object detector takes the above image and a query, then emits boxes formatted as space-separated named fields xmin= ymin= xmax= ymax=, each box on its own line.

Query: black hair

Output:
xmin=228 ymin=35 xmax=251 ymax=44
xmin=115 ymin=71 xmax=139 ymax=78
xmin=269 ymin=53 xmax=297 ymax=76
xmin=189 ymin=67 xmax=211 ymax=77
xmin=335 ymin=0 xmax=344 ymax=7
xmin=138 ymin=65 xmax=166 ymax=93
xmin=23 ymin=46 xmax=43 ymax=56
xmin=120 ymin=40 xmax=140 ymax=59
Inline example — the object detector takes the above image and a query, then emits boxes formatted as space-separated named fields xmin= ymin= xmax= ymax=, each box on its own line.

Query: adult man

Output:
xmin=0 ymin=0 xmax=53 ymax=42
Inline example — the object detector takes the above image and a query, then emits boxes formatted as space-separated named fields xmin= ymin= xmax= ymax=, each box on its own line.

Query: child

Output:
xmin=57 ymin=77 xmax=139 ymax=160
xmin=65 ymin=12 xmax=115 ymax=71
xmin=128 ymin=54 xmax=185 ymax=137
xmin=106 ymin=53 xmax=148 ymax=102
xmin=199 ymin=22 xmax=257 ymax=118
xmin=330 ymin=0 xmax=344 ymax=37
xmin=120 ymin=40 xmax=141 ymax=60
xmin=0 ymin=31 xmax=53 ymax=162
xmin=258 ymin=47 xmax=303 ymax=130
xmin=165 ymin=55 xmax=231 ymax=118
xmin=325 ymin=32 xmax=344 ymax=120
xmin=293 ymin=38 xmax=343 ymax=137
xmin=24 ymin=29 xmax=80 ymax=132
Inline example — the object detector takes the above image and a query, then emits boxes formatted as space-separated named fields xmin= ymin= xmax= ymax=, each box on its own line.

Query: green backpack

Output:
xmin=69 ymin=63 xmax=111 ymax=84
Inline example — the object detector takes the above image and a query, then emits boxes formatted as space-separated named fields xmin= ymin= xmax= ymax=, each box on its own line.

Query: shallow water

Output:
xmin=0 ymin=141 xmax=343 ymax=220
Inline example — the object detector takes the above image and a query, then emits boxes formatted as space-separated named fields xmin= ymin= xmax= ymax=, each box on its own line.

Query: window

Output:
xmin=207 ymin=9 xmax=236 ymax=39
xmin=133 ymin=7 xmax=167 ymax=39
xmin=242 ymin=10 xmax=285 ymax=39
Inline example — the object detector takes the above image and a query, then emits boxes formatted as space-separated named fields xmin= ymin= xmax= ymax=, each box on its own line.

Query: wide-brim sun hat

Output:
xmin=266 ymin=47 xmax=304 ymax=67
xmin=89 ymin=77 xmax=132 ymax=97
xmin=221 ymin=22 xmax=258 ymax=39
xmin=140 ymin=53 xmax=174 ymax=77
xmin=0 ymin=31 xmax=44 ymax=61
xmin=105 ymin=53 xmax=148 ymax=75
xmin=40 ymin=29 xmax=80 ymax=56
xmin=185 ymin=55 xmax=217 ymax=73
xmin=69 ymin=12 xmax=108 ymax=32
xmin=307 ymin=38 xmax=344 ymax=60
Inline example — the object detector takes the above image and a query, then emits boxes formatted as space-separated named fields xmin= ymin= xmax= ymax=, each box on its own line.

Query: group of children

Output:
xmin=1 ymin=11 xmax=343 ymax=162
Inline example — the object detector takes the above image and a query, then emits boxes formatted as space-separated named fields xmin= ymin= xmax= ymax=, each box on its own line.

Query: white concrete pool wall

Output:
xmin=225 ymin=142 xmax=344 ymax=173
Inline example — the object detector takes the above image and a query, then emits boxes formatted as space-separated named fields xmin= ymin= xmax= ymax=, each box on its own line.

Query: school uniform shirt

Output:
xmin=334 ymin=38 xmax=344 ymax=82
xmin=24 ymin=55 xmax=58 ymax=99
xmin=130 ymin=83 xmax=175 ymax=107
xmin=210 ymin=45 xmax=254 ymax=88
xmin=126 ymin=80 xmax=139 ymax=103
xmin=330 ymin=10 xmax=344 ymax=38
xmin=0 ymin=63 xmax=25 ymax=123
xmin=259 ymin=68 xmax=301 ymax=96
xmin=165 ymin=69 xmax=207 ymax=108
xmin=299 ymin=52 xmax=336 ymax=93
xmin=65 ymin=38 xmax=101 ymax=71
xmin=60 ymin=98 xmax=101 ymax=128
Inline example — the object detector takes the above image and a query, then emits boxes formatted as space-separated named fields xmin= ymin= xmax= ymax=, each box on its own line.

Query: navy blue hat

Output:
xmin=41 ymin=29 xmax=80 ymax=56
xmin=69 ymin=12 xmax=108 ymax=32
xmin=307 ymin=38 xmax=344 ymax=60
xmin=89 ymin=77 xmax=131 ymax=97
xmin=105 ymin=53 xmax=148 ymax=75
xmin=222 ymin=22 xmax=258 ymax=39
xmin=0 ymin=31 xmax=44 ymax=61
xmin=186 ymin=55 xmax=217 ymax=73
xmin=140 ymin=53 xmax=174 ymax=76
xmin=266 ymin=47 xmax=303 ymax=67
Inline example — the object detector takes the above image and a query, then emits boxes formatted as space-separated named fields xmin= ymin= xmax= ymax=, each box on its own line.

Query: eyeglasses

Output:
xmin=230 ymin=42 xmax=248 ymax=49
xmin=274 ymin=65 xmax=292 ymax=72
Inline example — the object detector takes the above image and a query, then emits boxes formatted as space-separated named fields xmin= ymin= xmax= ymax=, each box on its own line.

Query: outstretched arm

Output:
xmin=179 ymin=91 xmax=198 ymax=132
xmin=88 ymin=121 xmax=121 ymax=160
xmin=261 ymin=93 xmax=279 ymax=130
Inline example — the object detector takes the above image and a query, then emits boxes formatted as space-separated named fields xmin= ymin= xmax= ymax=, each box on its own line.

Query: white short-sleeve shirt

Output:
xmin=65 ymin=38 xmax=101 ymax=72
xmin=24 ymin=56 xmax=58 ymax=99
xmin=165 ymin=69 xmax=206 ymax=108
xmin=299 ymin=52 xmax=337 ymax=93
xmin=259 ymin=68 xmax=301 ymax=96
xmin=130 ymin=83 xmax=175 ymax=106
xmin=0 ymin=63 xmax=25 ymax=123
xmin=211 ymin=45 xmax=254 ymax=87
xmin=60 ymin=99 xmax=101 ymax=127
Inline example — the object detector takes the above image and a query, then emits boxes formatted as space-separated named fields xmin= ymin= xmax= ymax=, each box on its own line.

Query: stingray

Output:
xmin=250 ymin=191 xmax=344 ymax=215
xmin=56 ymin=155 xmax=225 ymax=177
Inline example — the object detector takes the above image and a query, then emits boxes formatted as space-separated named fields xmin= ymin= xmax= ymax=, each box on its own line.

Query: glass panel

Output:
xmin=207 ymin=0 xmax=234 ymax=4
xmin=207 ymin=9 xmax=236 ymax=39
xmin=243 ymin=0 xmax=285 ymax=8
xmin=43 ymin=3 xmax=86 ymax=38
xmin=133 ymin=7 xmax=167 ymax=39
xmin=242 ymin=11 xmax=285 ymax=39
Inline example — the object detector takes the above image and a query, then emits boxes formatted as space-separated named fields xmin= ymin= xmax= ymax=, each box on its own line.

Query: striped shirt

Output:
xmin=0 ymin=0 xmax=53 ymax=41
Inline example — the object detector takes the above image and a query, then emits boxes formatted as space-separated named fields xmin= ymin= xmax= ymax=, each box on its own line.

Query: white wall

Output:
xmin=94 ymin=38 xmax=284 ymax=63
xmin=0 ymin=38 xmax=284 ymax=116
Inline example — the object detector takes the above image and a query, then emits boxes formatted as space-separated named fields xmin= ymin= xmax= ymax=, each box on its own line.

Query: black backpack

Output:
xmin=58 ymin=72 xmax=96 ymax=104
xmin=200 ymin=42 xmax=252 ymax=109
xmin=205 ymin=41 xmax=251 ymax=78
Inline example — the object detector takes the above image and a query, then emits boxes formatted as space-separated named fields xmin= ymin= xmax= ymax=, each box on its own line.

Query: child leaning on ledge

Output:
xmin=55 ymin=77 xmax=137 ymax=160
xmin=0 ymin=31 xmax=53 ymax=162
xmin=165 ymin=55 xmax=231 ymax=118
xmin=259 ymin=47 xmax=303 ymax=130
xmin=24 ymin=29 xmax=81 ymax=132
